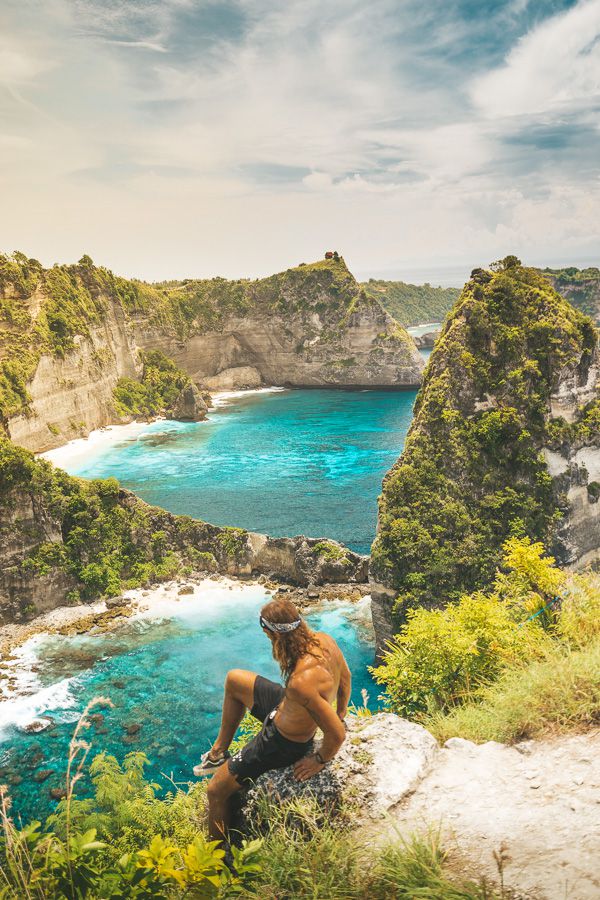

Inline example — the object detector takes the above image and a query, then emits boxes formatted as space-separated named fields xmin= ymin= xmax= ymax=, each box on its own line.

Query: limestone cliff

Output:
xmin=370 ymin=258 xmax=600 ymax=653
xmin=542 ymin=266 xmax=600 ymax=323
xmin=0 ymin=253 xmax=423 ymax=453
xmin=0 ymin=437 xmax=367 ymax=623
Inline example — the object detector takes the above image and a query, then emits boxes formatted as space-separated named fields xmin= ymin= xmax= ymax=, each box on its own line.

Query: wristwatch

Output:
xmin=314 ymin=750 xmax=329 ymax=765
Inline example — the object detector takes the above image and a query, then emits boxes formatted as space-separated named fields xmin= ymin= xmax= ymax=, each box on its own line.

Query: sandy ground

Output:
xmin=382 ymin=731 xmax=600 ymax=900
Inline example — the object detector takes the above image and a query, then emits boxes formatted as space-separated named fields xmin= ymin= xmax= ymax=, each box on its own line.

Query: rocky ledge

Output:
xmin=237 ymin=713 xmax=600 ymax=900
xmin=239 ymin=714 xmax=437 ymax=828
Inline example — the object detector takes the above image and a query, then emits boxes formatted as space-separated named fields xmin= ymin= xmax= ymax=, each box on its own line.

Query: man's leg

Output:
xmin=209 ymin=669 xmax=257 ymax=759
xmin=206 ymin=762 xmax=244 ymax=841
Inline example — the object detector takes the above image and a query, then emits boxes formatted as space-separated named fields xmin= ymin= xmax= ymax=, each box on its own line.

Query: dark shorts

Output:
xmin=228 ymin=675 xmax=314 ymax=784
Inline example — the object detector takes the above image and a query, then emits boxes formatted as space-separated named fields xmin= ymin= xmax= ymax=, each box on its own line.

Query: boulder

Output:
xmin=169 ymin=383 xmax=208 ymax=422
xmin=21 ymin=716 xmax=54 ymax=734
xmin=239 ymin=713 xmax=438 ymax=830
xmin=33 ymin=769 xmax=54 ymax=783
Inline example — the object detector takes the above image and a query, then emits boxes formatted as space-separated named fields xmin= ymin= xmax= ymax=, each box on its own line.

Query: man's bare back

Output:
xmin=197 ymin=598 xmax=352 ymax=840
xmin=275 ymin=631 xmax=350 ymax=742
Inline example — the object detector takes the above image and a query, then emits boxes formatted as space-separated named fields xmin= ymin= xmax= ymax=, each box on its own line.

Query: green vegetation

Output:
xmin=311 ymin=540 xmax=349 ymax=563
xmin=0 ymin=251 xmax=377 ymax=424
xmin=0 ymin=704 xmax=507 ymax=898
xmin=0 ymin=253 xmax=114 ymax=420
xmin=541 ymin=266 xmax=600 ymax=321
xmin=371 ymin=257 xmax=598 ymax=618
xmin=113 ymin=350 xmax=191 ymax=419
xmin=215 ymin=527 xmax=247 ymax=559
xmin=362 ymin=279 xmax=460 ymax=326
xmin=0 ymin=437 xmax=244 ymax=614
xmin=375 ymin=538 xmax=600 ymax=742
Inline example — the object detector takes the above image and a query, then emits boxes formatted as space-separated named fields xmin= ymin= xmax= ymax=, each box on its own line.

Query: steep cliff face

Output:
xmin=7 ymin=301 xmax=139 ymax=452
xmin=542 ymin=266 xmax=600 ymax=323
xmin=370 ymin=259 xmax=600 ymax=653
xmin=133 ymin=259 xmax=424 ymax=389
xmin=0 ymin=254 xmax=423 ymax=452
xmin=0 ymin=438 xmax=367 ymax=623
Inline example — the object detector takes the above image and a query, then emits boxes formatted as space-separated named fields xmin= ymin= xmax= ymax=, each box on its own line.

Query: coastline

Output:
xmin=0 ymin=575 xmax=372 ymax=735
xmin=38 ymin=386 xmax=287 ymax=470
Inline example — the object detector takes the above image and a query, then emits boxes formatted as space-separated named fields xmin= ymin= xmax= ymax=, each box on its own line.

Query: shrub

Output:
xmin=113 ymin=350 xmax=191 ymax=419
xmin=372 ymin=538 xmax=560 ymax=717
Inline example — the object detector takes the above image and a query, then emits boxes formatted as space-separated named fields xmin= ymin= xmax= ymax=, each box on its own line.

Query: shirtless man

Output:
xmin=194 ymin=596 xmax=352 ymax=841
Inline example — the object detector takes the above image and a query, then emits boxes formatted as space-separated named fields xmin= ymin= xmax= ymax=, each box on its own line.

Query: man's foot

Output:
xmin=193 ymin=749 xmax=231 ymax=776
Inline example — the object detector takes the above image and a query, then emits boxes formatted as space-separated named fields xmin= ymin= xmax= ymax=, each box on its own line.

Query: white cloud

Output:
xmin=0 ymin=0 xmax=598 ymax=280
xmin=471 ymin=0 xmax=600 ymax=118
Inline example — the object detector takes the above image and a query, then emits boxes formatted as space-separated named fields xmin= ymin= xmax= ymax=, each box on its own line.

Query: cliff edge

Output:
xmin=0 ymin=253 xmax=423 ymax=453
xmin=370 ymin=257 xmax=600 ymax=651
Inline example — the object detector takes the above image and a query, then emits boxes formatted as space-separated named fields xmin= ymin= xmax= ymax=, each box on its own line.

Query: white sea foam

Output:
xmin=0 ymin=634 xmax=80 ymax=737
xmin=125 ymin=577 xmax=271 ymax=624
xmin=39 ymin=420 xmax=159 ymax=470
xmin=0 ymin=578 xmax=268 ymax=736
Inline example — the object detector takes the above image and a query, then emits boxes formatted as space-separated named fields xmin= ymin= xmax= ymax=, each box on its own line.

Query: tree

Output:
xmin=490 ymin=255 xmax=521 ymax=272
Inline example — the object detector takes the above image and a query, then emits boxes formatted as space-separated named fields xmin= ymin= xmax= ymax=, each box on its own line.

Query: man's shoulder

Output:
xmin=288 ymin=655 xmax=333 ymax=695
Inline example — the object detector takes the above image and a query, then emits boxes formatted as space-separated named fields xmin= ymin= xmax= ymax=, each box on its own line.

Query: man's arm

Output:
xmin=336 ymin=658 xmax=352 ymax=722
xmin=287 ymin=676 xmax=346 ymax=781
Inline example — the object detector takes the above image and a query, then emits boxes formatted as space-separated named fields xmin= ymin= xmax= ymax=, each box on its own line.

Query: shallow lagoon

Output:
xmin=3 ymin=388 xmax=418 ymax=821
xmin=1 ymin=583 xmax=377 ymax=823
xmin=64 ymin=388 xmax=418 ymax=555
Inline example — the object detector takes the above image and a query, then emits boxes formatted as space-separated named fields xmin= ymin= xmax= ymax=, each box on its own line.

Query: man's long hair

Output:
xmin=260 ymin=597 xmax=322 ymax=683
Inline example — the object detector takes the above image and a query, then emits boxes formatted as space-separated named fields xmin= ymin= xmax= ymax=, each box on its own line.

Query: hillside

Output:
xmin=370 ymin=257 xmax=600 ymax=650
xmin=0 ymin=436 xmax=367 ymax=622
xmin=541 ymin=266 xmax=600 ymax=322
xmin=0 ymin=253 xmax=423 ymax=452
xmin=361 ymin=278 xmax=460 ymax=326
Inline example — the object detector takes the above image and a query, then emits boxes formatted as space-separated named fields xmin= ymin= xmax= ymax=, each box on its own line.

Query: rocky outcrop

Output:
xmin=239 ymin=713 xmax=438 ymax=827
xmin=1 ymin=254 xmax=424 ymax=454
xmin=237 ymin=716 xmax=600 ymax=899
xmin=133 ymin=261 xmax=424 ymax=391
xmin=370 ymin=260 xmax=600 ymax=655
xmin=0 ymin=471 xmax=368 ymax=623
xmin=412 ymin=329 xmax=440 ymax=349
xmin=168 ymin=383 xmax=208 ymax=421
xmin=7 ymin=301 xmax=140 ymax=453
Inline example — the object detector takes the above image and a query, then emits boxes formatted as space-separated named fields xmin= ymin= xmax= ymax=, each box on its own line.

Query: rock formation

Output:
xmin=0 ymin=438 xmax=368 ymax=622
xmin=238 ymin=714 xmax=599 ymax=900
xmin=239 ymin=713 xmax=437 ymax=826
xmin=370 ymin=258 xmax=600 ymax=654
xmin=542 ymin=266 xmax=600 ymax=323
xmin=168 ymin=383 xmax=208 ymax=422
xmin=0 ymin=253 xmax=424 ymax=453
xmin=412 ymin=328 xmax=440 ymax=349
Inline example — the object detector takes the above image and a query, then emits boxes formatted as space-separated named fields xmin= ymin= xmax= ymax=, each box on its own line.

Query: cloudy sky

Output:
xmin=1 ymin=0 xmax=599 ymax=283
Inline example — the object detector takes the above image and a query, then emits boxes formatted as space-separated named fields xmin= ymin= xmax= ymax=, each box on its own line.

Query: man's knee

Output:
xmin=225 ymin=669 xmax=244 ymax=689
xmin=224 ymin=668 xmax=247 ymax=694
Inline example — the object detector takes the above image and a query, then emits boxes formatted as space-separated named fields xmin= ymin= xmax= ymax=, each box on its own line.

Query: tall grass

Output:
xmin=429 ymin=639 xmax=600 ymax=744
xmin=233 ymin=797 xmax=507 ymax=900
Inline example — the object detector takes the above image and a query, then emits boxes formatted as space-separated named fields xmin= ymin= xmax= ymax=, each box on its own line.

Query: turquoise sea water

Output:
xmin=67 ymin=388 xmax=418 ymax=554
xmin=1 ymin=586 xmax=376 ymax=823
xmin=2 ymin=388 xmax=418 ymax=822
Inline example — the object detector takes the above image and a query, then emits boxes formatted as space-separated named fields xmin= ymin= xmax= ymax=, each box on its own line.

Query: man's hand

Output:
xmin=293 ymin=753 xmax=325 ymax=782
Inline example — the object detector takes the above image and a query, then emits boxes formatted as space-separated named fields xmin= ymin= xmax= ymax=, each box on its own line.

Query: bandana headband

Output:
xmin=260 ymin=615 xmax=301 ymax=634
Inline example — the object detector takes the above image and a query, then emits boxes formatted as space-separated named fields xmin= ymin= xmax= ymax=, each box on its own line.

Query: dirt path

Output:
xmin=382 ymin=730 xmax=600 ymax=900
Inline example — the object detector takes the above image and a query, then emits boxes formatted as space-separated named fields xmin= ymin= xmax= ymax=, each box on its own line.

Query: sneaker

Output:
xmin=193 ymin=749 xmax=231 ymax=776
